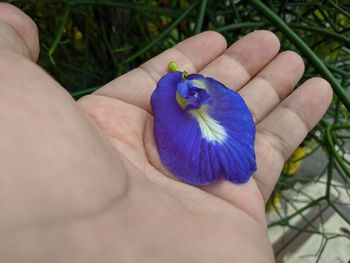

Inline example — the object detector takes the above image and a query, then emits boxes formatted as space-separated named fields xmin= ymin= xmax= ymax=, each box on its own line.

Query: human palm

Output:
xmin=0 ymin=4 xmax=332 ymax=262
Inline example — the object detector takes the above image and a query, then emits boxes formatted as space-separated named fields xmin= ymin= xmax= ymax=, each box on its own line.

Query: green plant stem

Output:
xmin=60 ymin=62 xmax=101 ymax=81
xmin=71 ymin=86 xmax=100 ymax=98
xmin=278 ymin=2 xmax=321 ymax=7
xmin=317 ymin=7 xmax=338 ymax=33
xmin=48 ymin=5 xmax=70 ymax=64
xmin=326 ymin=63 xmax=350 ymax=78
xmin=216 ymin=22 xmax=264 ymax=32
xmin=230 ymin=0 xmax=241 ymax=22
xmin=292 ymin=144 xmax=320 ymax=162
xmin=249 ymin=0 xmax=350 ymax=112
xmin=217 ymin=21 xmax=350 ymax=47
xmin=120 ymin=1 xmax=199 ymax=66
xmin=333 ymin=124 xmax=350 ymax=130
xmin=53 ymin=0 xmax=185 ymax=18
xmin=325 ymin=125 xmax=350 ymax=177
xmin=194 ymin=0 xmax=207 ymax=34
xmin=333 ymin=161 xmax=350 ymax=185
xmin=83 ymin=9 xmax=90 ymax=89
xmin=315 ymin=237 xmax=328 ymax=263
xmin=285 ymin=198 xmax=320 ymax=232
xmin=268 ymin=197 xmax=325 ymax=227
xmin=333 ymin=97 xmax=341 ymax=124
xmin=290 ymin=23 xmax=350 ymax=46
xmin=277 ymin=0 xmax=287 ymax=16
xmin=328 ymin=201 xmax=350 ymax=225
xmin=326 ymin=147 xmax=333 ymax=199
xmin=326 ymin=0 xmax=350 ymax=19
xmin=336 ymin=135 xmax=350 ymax=139
xmin=101 ymin=22 xmax=119 ymax=69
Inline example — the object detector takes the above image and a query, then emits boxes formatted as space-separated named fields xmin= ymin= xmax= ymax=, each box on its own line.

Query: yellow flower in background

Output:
xmin=283 ymin=147 xmax=306 ymax=175
xmin=73 ymin=29 xmax=83 ymax=40
xmin=266 ymin=192 xmax=281 ymax=212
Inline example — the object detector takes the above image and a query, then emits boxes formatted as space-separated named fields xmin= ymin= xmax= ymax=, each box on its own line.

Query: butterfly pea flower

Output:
xmin=151 ymin=63 xmax=256 ymax=186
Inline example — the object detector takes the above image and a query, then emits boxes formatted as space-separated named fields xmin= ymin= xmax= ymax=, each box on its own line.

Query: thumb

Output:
xmin=0 ymin=3 xmax=39 ymax=61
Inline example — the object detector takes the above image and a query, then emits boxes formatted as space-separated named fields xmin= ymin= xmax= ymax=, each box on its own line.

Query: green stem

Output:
xmin=326 ymin=0 xmax=350 ymax=19
xmin=120 ymin=1 xmax=199 ymax=66
xmin=326 ymin=63 xmax=350 ymax=78
xmin=216 ymin=21 xmax=350 ymax=47
xmin=285 ymin=197 xmax=320 ymax=232
xmin=333 ymin=97 xmax=341 ymax=124
xmin=336 ymin=135 xmax=350 ymax=139
xmin=101 ymin=22 xmax=119 ymax=69
xmin=292 ymin=144 xmax=320 ymax=162
xmin=194 ymin=0 xmax=207 ymax=34
xmin=60 ymin=62 xmax=101 ymax=81
xmin=249 ymin=0 xmax=350 ymax=112
xmin=317 ymin=7 xmax=338 ymax=32
xmin=48 ymin=5 xmax=70 ymax=64
xmin=290 ymin=23 xmax=350 ymax=46
xmin=216 ymin=22 xmax=264 ymax=32
xmin=328 ymin=201 xmax=350 ymax=225
xmin=268 ymin=197 xmax=325 ymax=227
xmin=325 ymin=125 xmax=350 ymax=177
xmin=332 ymin=161 xmax=350 ymax=185
xmin=230 ymin=0 xmax=241 ymax=22
xmin=277 ymin=2 xmax=320 ymax=7
xmin=53 ymin=0 xmax=185 ymax=18
xmin=325 ymin=146 xmax=333 ymax=199
xmin=71 ymin=86 xmax=100 ymax=98
xmin=333 ymin=124 xmax=350 ymax=130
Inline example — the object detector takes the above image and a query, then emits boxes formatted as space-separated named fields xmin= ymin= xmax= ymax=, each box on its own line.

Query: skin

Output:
xmin=0 ymin=3 xmax=333 ymax=263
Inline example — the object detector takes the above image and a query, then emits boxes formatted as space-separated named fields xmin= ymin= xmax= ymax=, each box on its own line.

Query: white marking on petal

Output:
xmin=192 ymin=79 xmax=206 ymax=90
xmin=191 ymin=107 xmax=227 ymax=143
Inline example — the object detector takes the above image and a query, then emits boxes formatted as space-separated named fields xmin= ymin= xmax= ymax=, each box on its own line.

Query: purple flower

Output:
xmin=151 ymin=70 xmax=256 ymax=185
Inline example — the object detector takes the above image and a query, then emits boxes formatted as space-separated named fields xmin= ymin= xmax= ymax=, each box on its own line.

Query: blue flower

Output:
xmin=151 ymin=70 xmax=256 ymax=186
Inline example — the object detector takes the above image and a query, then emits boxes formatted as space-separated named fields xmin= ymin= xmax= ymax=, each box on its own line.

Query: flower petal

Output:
xmin=151 ymin=71 xmax=256 ymax=185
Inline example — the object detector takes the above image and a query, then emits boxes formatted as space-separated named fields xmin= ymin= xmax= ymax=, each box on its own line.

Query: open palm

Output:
xmin=0 ymin=4 xmax=332 ymax=262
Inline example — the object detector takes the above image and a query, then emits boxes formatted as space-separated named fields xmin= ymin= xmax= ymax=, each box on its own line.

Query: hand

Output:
xmin=0 ymin=4 xmax=332 ymax=262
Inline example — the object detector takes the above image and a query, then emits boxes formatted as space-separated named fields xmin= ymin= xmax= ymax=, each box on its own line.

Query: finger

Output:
xmin=254 ymin=77 xmax=333 ymax=201
xmin=94 ymin=31 xmax=227 ymax=112
xmin=0 ymin=3 xmax=39 ymax=61
xmin=197 ymin=31 xmax=282 ymax=223
xmin=239 ymin=51 xmax=305 ymax=123
xmin=200 ymin=30 xmax=280 ymax=90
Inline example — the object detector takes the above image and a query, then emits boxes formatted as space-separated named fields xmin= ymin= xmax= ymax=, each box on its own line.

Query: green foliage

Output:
xmin=6 ymin=0 xmax=350 ymax=260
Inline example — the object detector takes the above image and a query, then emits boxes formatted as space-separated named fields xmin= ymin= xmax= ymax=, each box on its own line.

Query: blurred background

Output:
xmin=5 ymin=0 xmax=350 ymax=262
